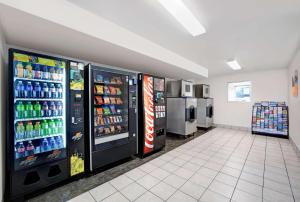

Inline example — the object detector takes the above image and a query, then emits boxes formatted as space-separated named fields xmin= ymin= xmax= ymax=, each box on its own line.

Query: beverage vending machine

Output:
xmin=137 ymin=74 xmax=166 ymax=157
xmin=85 ymin=64 xmax=137 ymax=171
xmin=6 ymin=49 xmax=85 ymax=201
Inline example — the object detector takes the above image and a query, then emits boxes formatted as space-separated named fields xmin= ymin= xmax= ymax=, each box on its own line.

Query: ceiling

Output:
xmin=1 ymin=0 xmax=300 ymax=79
xmin=69 ymin=0 xmax=300 ymax=76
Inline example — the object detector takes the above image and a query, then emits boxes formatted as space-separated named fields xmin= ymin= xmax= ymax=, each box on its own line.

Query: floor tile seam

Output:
xmin=193 ymin=132 xmax=245 ymax=201
xmin=87 ymin=191 xmax=97 ymax=202
xmin=279 ymin=139 xmax=296 ymax=202
xmin=260 ymin=135 xmax=267 ymax=201
xmin=164 ymin=131 xmax=238 ymax=201
xmin=229 ymin=134 xmax=256 ymax=202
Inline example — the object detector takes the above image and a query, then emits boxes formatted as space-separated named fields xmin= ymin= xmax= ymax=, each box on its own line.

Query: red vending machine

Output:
xmin=137 ymin=74 xmax=166 ymax=157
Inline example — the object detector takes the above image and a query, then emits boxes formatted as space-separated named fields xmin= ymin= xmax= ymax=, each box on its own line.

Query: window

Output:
xmin=228 ymin=81 xmax=251 ymax=102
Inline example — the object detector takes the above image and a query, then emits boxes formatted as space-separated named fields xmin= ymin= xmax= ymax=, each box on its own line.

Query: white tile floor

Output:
xmin=68 ymin=128 xmax=300 ymax=202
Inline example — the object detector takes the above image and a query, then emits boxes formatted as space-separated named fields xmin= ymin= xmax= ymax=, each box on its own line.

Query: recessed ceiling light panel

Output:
xmin=227 ymin=60 xmax=242 ymax=70
xmin=158 ymin=0 xmax=206 ymax=36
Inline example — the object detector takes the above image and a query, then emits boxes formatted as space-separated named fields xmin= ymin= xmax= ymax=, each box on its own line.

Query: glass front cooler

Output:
xmin=13 ymin=52 xmax=67 ymax=171
xmin=91 ymin=69 xmax=129 ymax=150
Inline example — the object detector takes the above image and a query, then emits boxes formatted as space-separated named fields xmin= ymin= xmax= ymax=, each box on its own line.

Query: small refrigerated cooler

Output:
xmin=85 ymin=65 xmax=137 ymax=171
xmin=6 ymin=49 xmax=71 ymax=201
xmin=137 ymin=74 xmax=166 ymax=157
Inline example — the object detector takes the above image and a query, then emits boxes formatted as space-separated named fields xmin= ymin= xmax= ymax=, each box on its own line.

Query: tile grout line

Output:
xmin=262 ymin=136 xmax=267 ymax=201
xmin=229 ymin=133 xmax=256 ymax=202
xmin=279 ymin=139 xmax=296 ymax=202
xmin=192 ymin=129 xmax=246 ymax=201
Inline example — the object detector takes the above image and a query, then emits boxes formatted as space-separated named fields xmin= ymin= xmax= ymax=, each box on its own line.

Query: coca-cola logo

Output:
xmin=143 ymin=75 xmax=154 ymax=154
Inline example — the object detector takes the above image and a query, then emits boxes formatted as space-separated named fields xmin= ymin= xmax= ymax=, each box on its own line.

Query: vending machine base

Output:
xmin=6 ymin=159 xmax=68 ymax=202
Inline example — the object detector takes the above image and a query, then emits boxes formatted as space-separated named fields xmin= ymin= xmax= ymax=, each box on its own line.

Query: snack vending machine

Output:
xmin=7 ymin=49 xmax=68 ymax=201
xmin=85 ymin=65 xmax=137 ymax=171
xmin=137 ymin=74 xmax=166 ymax=157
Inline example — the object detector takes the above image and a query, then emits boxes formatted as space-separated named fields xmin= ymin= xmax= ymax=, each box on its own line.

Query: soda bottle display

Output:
xmin=49 ymin=137 xmax=56 ymax=149
xmin=33 ymin=102 xmax=42 ymax=118
xmin=34 ymin=121 xmax=41 ymax=137
xmin=49 ymin=83 xmax=56 ymax=98
xmin=25 ymin=63 xmax=33 ymax=79
xmin=15 ymin=101 xmax=25 ymax=119
xmin=24 ymin=82 xmax=33 ymax=98
xmin=15 ymin=62 xmax=24 ymax=78
xmin=33 ymin=82 xmax=41 ymax=98
xmin=16 ymin=122 xmax=25 ymax=140
xmin=57 ymin=101 xmax=63 ymax=116
xmin=50 ymin=102 xmax=57 ymax=117
xmin=41 ymin=83 xmax=49 ymax=98
xmin=42 ymin=101 xmax=49 ymax=117
xmin=41 ymin=138 xmax=49 ymax=152
xmin=25 ymin=121 xmax=34 ymax=139
xmin=56 ymin=84 xmax=63 ymax=98
xmin=33 ymin=64 xmax=41 ymax=79
xmin=26 ymin=141 xmax=35 ymax=156
xmin=41 ymin=120 xmax=49 ymax=137
xmin=24 ymin=102 xmax=33 ymax=118
xmin=17 ymin=142 xmax=26 ymax=158
xmin=41 ymin=65 xmax=49 ymax=80
xmin=15 ymin=81 xmax=24 ymax=98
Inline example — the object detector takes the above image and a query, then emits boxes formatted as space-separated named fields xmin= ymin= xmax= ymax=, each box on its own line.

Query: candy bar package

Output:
xmin=104 ymin=86 xmax=110 ymax=94
xmin=95 ymin=96 xmax=104 ymax=105
xmin=95 ymin=85 xmax=104 ymax=94
xmin=103 ymin=96 xmax=110 ymax=104
xmin=109 ymin=86 xmax=117 ymax=95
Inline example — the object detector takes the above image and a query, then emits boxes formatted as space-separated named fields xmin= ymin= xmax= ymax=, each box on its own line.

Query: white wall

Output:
xmin=288 ymin=47 xmax=300 ymax=150
xmin=0 ymin=22 xmax=6 ymax=202
xmin=200 ymin=69 xmax=288 ymax=128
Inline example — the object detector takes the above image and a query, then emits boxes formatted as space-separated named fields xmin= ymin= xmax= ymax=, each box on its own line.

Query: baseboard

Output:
xmin=214 ymin=124 xmax=251 ymax=132
xmin=289 ymin=136 xmax=300 ymax=159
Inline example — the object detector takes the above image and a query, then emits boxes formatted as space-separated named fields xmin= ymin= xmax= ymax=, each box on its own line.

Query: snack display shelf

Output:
xmin=15 ymin=133 xmax=63 ymax=143
xmin=94 ymin=82 xmax=123 ymax=85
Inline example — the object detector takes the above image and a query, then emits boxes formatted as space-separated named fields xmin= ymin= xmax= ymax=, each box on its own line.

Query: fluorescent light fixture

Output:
xmin=227 ymin=60 xmax=242 ymax=70
xmin=158 ymin=0 xmax=206 ymax=36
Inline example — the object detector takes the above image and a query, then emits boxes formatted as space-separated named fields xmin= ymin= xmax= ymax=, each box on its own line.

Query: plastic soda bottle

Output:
xmin=42 ymin=101 xmax=49 ymax=117
xmin=15 ymin=81 xmax=24 ymax=98
xmin=56 ymin=84 xmax=63 ymax=98
xmin=15 ymin=62 xmax=24 ymax=78
xmin=49 ymin=84 xmax=56 ymax=98
xmin=25 ymin=63 xmax=33 ymax=79
xmin=33 ymin=82 xmax=41 ymax=98
xmin=49 ymin=119 xmax=55 ymax=134
xmin=41 ymin=120 xmax=49 ymax=136
xmin=41 ymin=138 xmax=49 ymax=152
xmin=57 ymin=101 xmax=63 ymax=116
xmin=41 ymin=65 xmax=49 ymax=80
xmin=24 ymin=82 xmax=33 ymax=98
xmin=16 ymin=122 xmax=25 ymax=140
xmin=33 ymin=64 xmax=41 ymax=79
xmin=25 ymin=121 xmax=34 ymax=139
xmin=57 ymin=119 xmax=63 ymax=134
xmin=49 ymin=137 xmax=56 ymax=149
xmin=17 ymin=142 xmax=26 ymax=158
xmin=33 ymin=102 xmax=42 ymax=118
xmin=55 ymin=136 xmax=62 ymax=148
xmin=16 ymin=101 xmax=25 ymax=119
xmin=24 ymin=102 xmax=33 ymax=118
xmin=41 ymin=83 xmax=49 ymax=98
xmin=50 ymin=102 xmax=57 ymax=117
xmin=26 ymin=140 xmax=35 ymax=156
xmin=34 ymin=121 xmax=41 ymax=137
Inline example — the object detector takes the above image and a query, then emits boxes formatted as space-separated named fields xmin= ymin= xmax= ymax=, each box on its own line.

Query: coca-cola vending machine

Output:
xmin=138 ymin=74 xmax=166 ymax=157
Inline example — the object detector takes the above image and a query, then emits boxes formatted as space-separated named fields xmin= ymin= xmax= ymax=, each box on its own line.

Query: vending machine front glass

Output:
xmin=13 ymin=51 xmax=67 ymax=171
